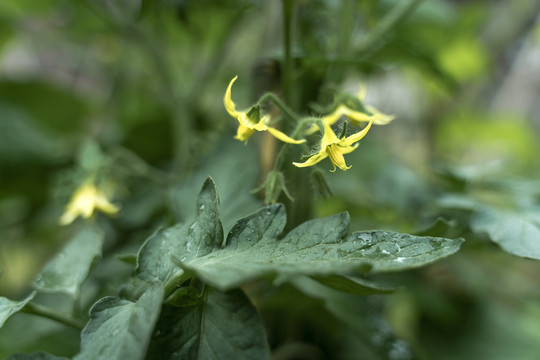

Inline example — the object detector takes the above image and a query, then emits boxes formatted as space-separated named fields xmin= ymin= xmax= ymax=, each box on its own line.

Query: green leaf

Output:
xmin=0 ymin=292 xmax=36 ymax=328
xmin=146 ymin=287 xmax=270 ymax=360
xmin=34 ymin=225 xmax=104 ymax=297
xmin=177 ymin=204 xmax=463 ymax=290
xmin=74 ymin=282 xmax=163 ymax=360
xmin=136 ymin=177 xmax=223 ymax=294
xmin=310 ymin=275 xmax=396 ymax=296
xmin=173 ymin=139 xmax=262 ymax=233
xmin=6 ymin=352 xmax=68 ymax=360
xmin=471 ymin=207 xmax=540 ymax=260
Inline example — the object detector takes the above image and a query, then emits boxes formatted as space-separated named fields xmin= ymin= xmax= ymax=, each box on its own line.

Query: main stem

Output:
xmin=281 ymin=0 xmax=296 ymax=109
xmin=23 ymin=302 xmax=86 ymax=330
xmin=357 ymin=0 xmax=425 ymax=54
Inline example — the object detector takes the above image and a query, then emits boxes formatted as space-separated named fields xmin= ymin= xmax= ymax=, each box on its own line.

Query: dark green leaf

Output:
xmin=6 ymin=352 xmax=68 ymax=360
xmin=471 ymin=207 xmax=540 ymax=260
xmin=146 ymin=287 xmax=270 ymax=360
xmin=173 ymin=139 xmax=262 ymax=233
xmin=74 ymin=282 xmax=163 ymax=360
xmin=0 ymin=292 xmax=36 ymax=328
xmin=34 ymin=225 xmax=104 ymax=297
xmin=415 ymin=217 xmax=457 ymax=238
xmin=177 ymin=205 xmax=462 ymax=290
xmin=310 ymin=275 xmax=396 ymax=295
xmin=136 ymin=177 xmax=223 ymax=294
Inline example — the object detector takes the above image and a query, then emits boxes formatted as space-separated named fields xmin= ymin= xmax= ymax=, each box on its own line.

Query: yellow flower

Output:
xmin=306 ymin=86 xmax=394 ymax=134
xmin=59 ymin=183 xmax=119 ymax=225
xmin=293 ymin=120 xmax=373 ymax=172
xmin=224 ymin=76 xmax=305 ymax=144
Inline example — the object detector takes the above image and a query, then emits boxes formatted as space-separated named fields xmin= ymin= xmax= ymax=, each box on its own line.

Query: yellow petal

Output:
xmin=336 ymin=143 xmax=358 ymax=155
xmin=327 ymin=144 xmax=351 ymax=172
xmin=320 ymin=122 xmax=340 ymax=148
xmin=341 ymin=120 xmax=373 ymax=147
xmin=267 ymin=127 xmax=306 ymax=144
xmin=235 ymin=124 xmax=255 ymax=142
xmin=293 ymin=151 xmax=328 ymax=168
xmin=365 ymin=105 xmax=395 ymax=125
xmin=342 ymin=107 xmax=372 ymax=124
xmin=322 ymin=105 xmax=347 ymax=126
xmin=356 ymin=84 xmax=367 ymax=101
xmin=95 ymin=193 xmax=120 ymax=215
xmin=224 ymin=75 xmax=239 ymax=117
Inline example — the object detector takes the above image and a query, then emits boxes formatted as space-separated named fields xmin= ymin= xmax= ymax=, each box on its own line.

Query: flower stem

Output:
xmin=257 ymin=92 xmax=299 ymax=123
xmin=22 ymin=302 xmax=86 ymax=330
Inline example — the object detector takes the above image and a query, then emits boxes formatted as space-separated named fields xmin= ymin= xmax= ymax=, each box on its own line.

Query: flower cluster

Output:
xmin=224 ymin=76 xmax=394 ymax=172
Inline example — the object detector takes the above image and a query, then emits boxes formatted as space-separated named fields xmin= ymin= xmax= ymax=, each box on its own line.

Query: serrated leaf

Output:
xmin=345 ymin=230 xmax=463 ymax=272
xmin=34 ymin=225 xmax=104 ymax=297
xmin=74 ymin=282 xmax=163 ymax=360
xmin=0 ymin=292 xmax=36 ymax=328
xmin=471 ymin=207 xmax=540 ymax=260
xmin=176 ymin=205 xmax=463 ymax=290
xmin=146 ymin=287 xmax=270 ymax=360
xmin=136 ymin=177 xmax=223 ymax=294
xmin=6 ymin=352 xmax=68 ymax=360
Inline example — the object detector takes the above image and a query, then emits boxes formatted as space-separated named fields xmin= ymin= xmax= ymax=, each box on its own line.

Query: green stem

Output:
xmin=357 ymin=0 xmax=425 ymax=55
xmin=273 ymin=117 xmax=315 ymax=170
xmin=257 ymin=92 xmax=299 ymax=123
xmin=281 ymin=0 xmax=297 ymax=108
xmin=22 ymin=302 xmax=86 ymax=330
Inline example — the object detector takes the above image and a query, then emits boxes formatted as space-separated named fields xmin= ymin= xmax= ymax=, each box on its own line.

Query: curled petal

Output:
xmin=293 ymin=151 xmax=328 ymax=168
xmin=341 ymin=120 xmax=373 ymax=147
xmin=224 ymin=76 xmax=239 ymax=117
xmin=342 ymin=107 xmax=372 ymax=124
xmin=366 ymin=105 xmax=395 ymax=125
xmin=267 ymin=127 xmax=306 ymax=144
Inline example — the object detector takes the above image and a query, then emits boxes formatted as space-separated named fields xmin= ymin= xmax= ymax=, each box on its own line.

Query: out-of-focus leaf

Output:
xmin=6 ymin=352 xmax=68 ymax=360
xmin=173 ymin=138 xmax=261 ymax=233
xmin=0 ymin=82 xmax=89 ymax=135
xmin=437 ymin=38 xmax=489 ymax=81
xmin=34 ymin=225 xmax=104 ymax=297
xmin=416 ymin=217 xmax=458 ymax=238
xmin=0 ymin=292 xmax=35 ymax=328
xmin=471 ymin=207 xmax=540 ymax=260
xmin=146 ymin=287 xmax=270 ymax=360
xmin=0 ymin=105 xmax=68 ymax=164
xmin=74 ymin=282 xmax=163 ymax=360
xmin=310 ymin=275 xmax=396 ymax=296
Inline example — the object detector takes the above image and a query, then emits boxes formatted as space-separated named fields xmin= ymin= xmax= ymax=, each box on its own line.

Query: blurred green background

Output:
xmin=2 ymin=0 xmax=540 ymax=359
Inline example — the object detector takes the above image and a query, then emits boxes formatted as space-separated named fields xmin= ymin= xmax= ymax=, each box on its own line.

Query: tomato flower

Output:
xmin=306 ymin=86 xmax=394 ymax=134
xmin=224 ymin=76 xmax=305 ymax=144
xmin=59 ymin=183 xmax=119 ymax=225
xmin=293 ymin=120 xmax=373 ymax=172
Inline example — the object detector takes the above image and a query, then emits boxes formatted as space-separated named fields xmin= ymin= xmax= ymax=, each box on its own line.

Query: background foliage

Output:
xmin=2 ymin=0 xmax=540 ymax=359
